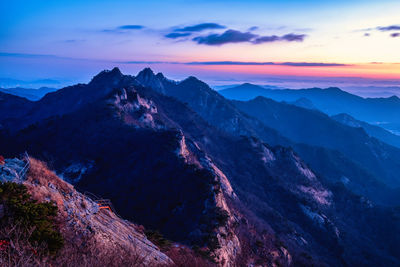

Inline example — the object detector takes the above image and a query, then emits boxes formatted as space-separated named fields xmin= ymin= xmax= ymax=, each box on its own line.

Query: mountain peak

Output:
xmin=90 ymin=67 xmax=123 ymax=85
xmin=137 ymin=67 xmax=155 ymax=79
xmin=325 ymin=87 xmax=344 ymax=93
xmin=136 ymin=67 xmax=165 ymax=93
xmin=156 ymin=72 xmax=166 ymax=80
xmin=180 ymin=76 xmax=206 ymax=86
xmin=237 ymin=83 xmax=264 ymax=89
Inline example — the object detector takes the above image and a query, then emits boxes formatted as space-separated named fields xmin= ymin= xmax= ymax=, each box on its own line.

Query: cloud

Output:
xmin=364 ymin=33 xmax=370 ymax=37
xmin=280 ymin=62 xmax=347 ymax=67
xmin=281 ymin=33 xmax=306 ymax=41
xmin=102 ymin=25 xmax=145 ymax=34
xmin=174 ymin=23 xmax=226 ymax=32
xmin=391 ymin=32 xmax=400 ymax=38
xmin=165 ymin=32 xmax=192 ymax=39
xmin=193 ymin=30 xmax=258 ymax=45
xmin=117 ymin=25 xmax=144 ymax=30
xmin=192 ymin=29 xmax=307 ymax=46
xmin=248 ymin=26 xmax=259 ymax=31
xmin=187 ymin=61 xmax=347 ymax=67
xmin=3 ymin=52 xmax=347 ymax=69
xmin=377 ymin=25 xmax=400 ymax=31
xmin=186 ymin=61 xmax=275 ymax=65
xmin=118 ymin=59 xmax=349 ymax=67
xmin=252 ymin=35 xmax=280 ymax=44
xmin=0 ymin=52 xmax=58 ymax=58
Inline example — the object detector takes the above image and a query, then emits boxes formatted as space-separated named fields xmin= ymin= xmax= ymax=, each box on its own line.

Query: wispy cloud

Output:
xmin=165 ymin=32 xmax=192 ymax=39
xmin=0 ymin=52 xmax=59 ymax=58
xmin=102 ymin=25 xmax=145 ymax=34
xmin=120 ymin=60 xmax=349 ymax=67
xmin=193 ymin=30 xmax=257 ymax=45
xmin=174 ymin=23 xmax=226 ymax=32
xmin=252 ymin=35 xmax=280 ymax=44
xmin=280 ymin=33 xmax=306 ymax=41
xmin=377 ymin=25 xmax=400 ymax=31
xmin=117 ymin=25 xmax=144 ymax=30
xmin=391 ymin=33 xmax=400 ymax=38
xmin=186 ymin=61 xmax=347 ymax=67
xmin=1 ymin=52 xmax=350 ymax=68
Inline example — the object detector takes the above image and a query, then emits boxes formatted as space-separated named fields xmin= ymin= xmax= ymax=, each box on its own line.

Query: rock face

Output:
xmin=0 ymin=157 xmax=172 ymax=266
xmin=1 ymin=68 xmax=400 ymax=266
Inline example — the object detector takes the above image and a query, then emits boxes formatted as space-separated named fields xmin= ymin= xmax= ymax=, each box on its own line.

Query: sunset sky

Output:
xmin=1 ymin=0 xmax=399 ymax=92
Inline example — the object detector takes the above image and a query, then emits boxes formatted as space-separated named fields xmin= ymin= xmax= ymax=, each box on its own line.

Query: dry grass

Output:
xmin=166 ymin=245 xmax=216 ymax=267
xmin=27 ymin=158 xmax=73 ymax=194
xmin=9 ymin=158 xmax=172 ymax=266
xmin=0 ymin=224 xmax=163 ymax=267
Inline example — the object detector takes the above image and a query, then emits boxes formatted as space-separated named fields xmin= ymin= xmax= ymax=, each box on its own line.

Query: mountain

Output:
xmin=1 ymin=68 xmax=400 ymax=266
xmin=232 ymin=96 xmax=400 ymax=188
xmin=217 ymin=83 xmax=270 ymax=101
xmin=136 ymin=69 xmax=290 ymax=147
xmin=0 ymin=86 xmax=58 ymax=101
xmin=332 ymin=113 xmax=400 ymax=149
xmin=287 ymin=97 xmax=316 ymax=110
xmin=220 ymin=83 xmax=400 ymax=133
xmin=137 ymin=70 xmax=400 ymax=206
xmin=0 ymin=156 xmax=173 ymax=266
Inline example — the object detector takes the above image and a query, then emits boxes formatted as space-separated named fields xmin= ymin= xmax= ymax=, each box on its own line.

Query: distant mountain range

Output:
xmin=0 ymin=86 xmax=57 ymax=100
xmin=1 ymin=68 xmax=399 ymax=266
xmin=332 ymin=113 xmax=400 ymax=149
xmin=219 ymin=83 xmax=400 ymax=134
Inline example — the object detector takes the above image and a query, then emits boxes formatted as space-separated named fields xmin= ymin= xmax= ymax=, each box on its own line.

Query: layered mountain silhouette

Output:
xmin=1 ymin=68 xmax=400 ymax=266
xmin=0 ymin=86 xmax=57 ymax=100
xmin=332 ymin=113 xmax=400 ymax=149
xmin=220 ymin=83 xmax=400 ymax=134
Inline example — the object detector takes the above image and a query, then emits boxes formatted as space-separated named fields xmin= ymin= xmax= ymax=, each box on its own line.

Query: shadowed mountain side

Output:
xmin=232 ymin=96 xmax=400 ymax=188
xmin=135 ymin=69 xmax=400 ymax=206
xmin=332 ymin=113 xmax=400 ymax=149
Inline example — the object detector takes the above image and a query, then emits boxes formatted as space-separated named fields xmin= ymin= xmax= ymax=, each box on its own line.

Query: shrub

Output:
xmin=145 ymin=229 xmax=172 ymax=250
xmin=0 ymin=182 xmax=64 ymax=253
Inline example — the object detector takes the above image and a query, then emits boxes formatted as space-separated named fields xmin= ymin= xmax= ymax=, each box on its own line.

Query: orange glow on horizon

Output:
xmin=193 ymin=63 xmax=400 ymax=80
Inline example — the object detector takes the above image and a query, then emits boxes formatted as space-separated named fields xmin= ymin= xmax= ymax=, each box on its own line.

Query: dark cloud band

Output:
xmin=193 ymin=30 xmax=257 ymax=45
xmin=377 ymin=25 xmax=400 ymax=31
xmin=174 ymin=23 xmax=226 ymax=32
xmin=192 ymin=30 xmax=307 ymax=45
xmin=117 ymin=25 xmax=144 ymax=30
xmin=165 ymin=32 xmax=192 ymax=39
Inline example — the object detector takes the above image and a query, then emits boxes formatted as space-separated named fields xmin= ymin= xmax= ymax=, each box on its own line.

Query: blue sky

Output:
xmin=1 ymin=0 xmax=399 ymax=91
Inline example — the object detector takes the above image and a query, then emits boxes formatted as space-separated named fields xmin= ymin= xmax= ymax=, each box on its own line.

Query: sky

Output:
xmin=1 ymin=0 xmax=400 ymax=95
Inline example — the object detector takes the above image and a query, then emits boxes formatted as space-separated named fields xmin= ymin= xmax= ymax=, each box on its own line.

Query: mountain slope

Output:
xmin=136 ymin=69 xmax=400 ymax=206
xmin=332 ymin=113 xmax=400 ymax=148
xmin=136 ymin=69 xmax=290 ymax=147
xmin=0 ymin=86 xmax=57 ymax=101
xmin=232 ymin=96 xmax=400 ymax=188
xmin=0 ymin=156 xmax=172 ymax=266
xmin=220 ymin=83 xmax=400 ymax=133
xmin=1 ymin=68 xmax=400 ymax=266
